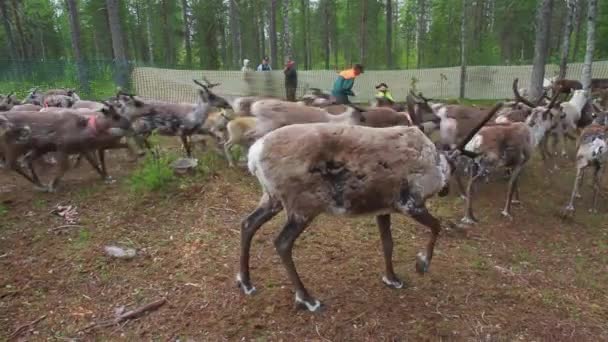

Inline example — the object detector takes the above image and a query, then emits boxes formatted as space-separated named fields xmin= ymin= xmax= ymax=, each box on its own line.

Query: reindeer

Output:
xmin=8 ymin=104 xmax=42 ymax=112
xmin=562 ymin=111 xmax=608 ymax=216
xmin=117 ymin=80 xmax=231 ymax=157
xmin=0 ymin=104 xmax=132 ymax=192
xmin=249 ymin=99 xmax=416 ymax=142
xmin=24 ymin=88 xmax=79 ymax=107
xmin=460 ymin=94 xmax=560 ymax=224
xmin=218 ymin=111 xmax=257 ymax=167
xmin=236 ymin=103 xmax=499 ymax=312
xmin=0 ymin=92 xmax=21 ymax=111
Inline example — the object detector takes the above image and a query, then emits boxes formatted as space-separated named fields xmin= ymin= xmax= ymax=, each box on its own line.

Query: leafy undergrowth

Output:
xmin=0 ymin=141 xmax=607 ymax=341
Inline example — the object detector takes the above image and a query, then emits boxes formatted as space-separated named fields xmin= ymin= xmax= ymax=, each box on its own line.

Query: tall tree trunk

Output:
xmin=229 ymin=0 xmax=241 ymax=68
xmin=529 ymin=0 xmax=553 ymax=103
xmin=322 ymin=0 xmax=330 ymax=69
xmin=572 ymin=0 xmax=585 ymax=61
xmin=359 ymin=0 xmax=368 ymax=64
xmin=459 ymin=0 xmax=467 ymax=99
xmin=260 ymin=5 xmax=266 ymax=59
xmin=269 ymin=0 xmax=278 ymax=68
xmin=145 ymin=1 xmax=154 ymax=64
xmin=558 ymin=0 xmax=577 ymax=79
xmin=10 ymin=0 xmax=27 ymax=59
xmin=299 ymin=0 xmax=308 ymax=69
xmin=161 ymin=0 xmax=173 ymax=65
xmin=305 ymin=0 xmax=311 ymax=68
xmin=581 ymin=0 xmax=597 ymax=90
xmin=66 ymin=0 xmax=90 ymax=94
xmin=181 ymin=0 xmax=192 ymax=67
xmin=106 ymin=0 xmax=129 ymax=89
xmin=386 ymin=0 xmax=393 ymax=68
xmin=282 ymin=0 xmax=292 ymax=59
xmin=0 ymin=0 xmax=17 ymax=60
xmin=417 ymin=0 xmax=427 ymax=68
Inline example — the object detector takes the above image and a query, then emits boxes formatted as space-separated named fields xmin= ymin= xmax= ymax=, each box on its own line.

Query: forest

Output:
xmin=1 ymin=0 xmax=607 ymax=72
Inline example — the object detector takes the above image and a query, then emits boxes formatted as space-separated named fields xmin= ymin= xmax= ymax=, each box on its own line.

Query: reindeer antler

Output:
xmin=512 ymin=78 xmax=536 ymax=108
xmin=202 ymin=76 xmax=221 ymax=89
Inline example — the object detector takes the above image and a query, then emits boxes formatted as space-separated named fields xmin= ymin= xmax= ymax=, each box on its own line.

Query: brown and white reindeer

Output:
xmin=24 ymin=88 xmax=79 ymax=108
xmin=562 ymin=111 xmax=608 ymax=216
xmin=0 ymin=103 xmax=132 ymax=192
xmin=236 ymin=102 xmax=501 ymax=312
xmin=117 ymin=80 xmax=231 ymax=157
xmin=459 ymin=93 xmax=561 ymax=224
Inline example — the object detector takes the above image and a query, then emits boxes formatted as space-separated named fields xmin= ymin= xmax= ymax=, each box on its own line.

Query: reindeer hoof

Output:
xmin=415 ymin=252 xmax=429 ymax=274
xmin=295 ymin=294 xmax=323 ymax=313
xmin=236 ymin=273 xmax=256 ymax=295
xmin=382 ymin=276 xmax=405 ymax=289
xmin=511 ymin=199 xmax=522 ymax=206
xmin=34 ymin=185 xmax=50 ymax=193
xmin=500 ymin=210 xmax=513 ymax=220
xmin=104 ymin=177 xmax=116 ymax=185
xmin=575 ymin=193 xmax=582 ymax=199
xmin=460 ymin=216 xmax=477 ymax=225
xmin=459 ymin=195 xmax=467 ymax=201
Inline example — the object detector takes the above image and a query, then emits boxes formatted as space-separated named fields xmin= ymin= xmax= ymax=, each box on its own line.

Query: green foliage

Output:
xmin=129 ymin=147 xmax=176 ymax=193
xmin=0 ymin=204 xmax=7 ymax=217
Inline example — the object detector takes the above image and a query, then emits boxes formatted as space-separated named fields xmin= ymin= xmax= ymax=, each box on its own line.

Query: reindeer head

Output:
xmin=0 ymin=92 xmax=17 ymax=111
xmin=525 ymin=92 xmax=561 ymax=146
xmin=193 ymin=79 xmax=231 ymax=109
xmin=116 ymin=92 xmax=146 ymax=120
xmin=99 ymin=101 xmax=133 ymax=136
xmin=436 ymin=102 xmax=505 ymax=197
xmin=406 ymin=90 xmax=436 ymax=125
xmin=24 ymin=88 xmax=43 ymax=105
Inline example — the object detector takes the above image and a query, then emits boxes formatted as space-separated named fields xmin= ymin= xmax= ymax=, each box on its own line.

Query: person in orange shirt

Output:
xmin=331 ymin=64 xmax=363 ymax=104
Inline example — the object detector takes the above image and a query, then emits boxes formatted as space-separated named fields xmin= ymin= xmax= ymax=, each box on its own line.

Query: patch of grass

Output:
xmin=128 ymin=148 xmax=176 ymax=193
xmin=0 ymin=204 xmax=7 ymax=217
xmin=197 ymin=150 xmax=223 ymax=178
xmin=71 ymin=228 xmax=91 ymax=250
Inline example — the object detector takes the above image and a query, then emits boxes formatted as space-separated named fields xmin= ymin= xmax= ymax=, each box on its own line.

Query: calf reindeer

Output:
xmin=236 ymin=103 xmax=500 ymax=312
xmin=562 ymin=112 xmax=608 ymax=216
xmin=117 ymin=80 xmax=231 ymax=157
xmin=461 ymin=94 xmax=560 ymax=223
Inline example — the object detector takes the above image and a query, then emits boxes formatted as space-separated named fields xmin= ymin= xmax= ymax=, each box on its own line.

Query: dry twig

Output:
xmin=8 ymin=314 xmax=47 ymax=340
xmin=76 ymin=298 xmax=167 ymax=334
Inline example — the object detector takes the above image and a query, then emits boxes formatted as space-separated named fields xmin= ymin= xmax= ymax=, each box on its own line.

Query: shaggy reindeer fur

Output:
xmin=25 ymin=88 xmax=80 ymax=107
xmin=0 ymin=93 xmax=22 ymax=111
xmin=562 ymin=112 xmax=608 ymax=216
xmin=71 ymin=100 xmax=105 ymax=111
xmin=239 ymin=123 xmax=453 ymax=312
xmin=0 ymin=105 xmax=131 ymax=192
xmin=591 ymin=79 xmax=608 ymax=92
xmin=8 ymin=104 xmax=42 ymax=112
xmin=461 ymin=97 xmax=559 ymax=223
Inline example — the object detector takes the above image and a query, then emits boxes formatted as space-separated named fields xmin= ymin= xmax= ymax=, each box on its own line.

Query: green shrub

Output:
xmin=129 ymin=148 xmax=176 ymax=193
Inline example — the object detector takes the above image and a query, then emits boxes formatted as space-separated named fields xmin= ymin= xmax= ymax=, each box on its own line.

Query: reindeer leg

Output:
xmin=453 ymin=167 xmax=467 ymax=200
xmin=237 ymin=193 xmax=283 ymax=296
xmin=224 ymin=140 xmax=235 ymax=167
xmin=97 ymin=149 xmax=115 ymax=184
xmin=23 ymin=150 xmax=46 ymax=190
xmin=501 ymin=164 xmax=524 ymax=219
xmin=376 ymin=214 xmax=403 ymax=288
xmin=47 ymin=152 xmax=70 ymax=193
xmin=462 ymin=162 xmax=482 ymax=224
xmin=563 ymin=166 xmax=585 ymax=216
xmin=5 ymin=150 xmax=41 ymax=188
xmin=274 ymin=214 xmax=320 ymax=312
xmin=590 ymin=164 xmax=604 ymax=214
xmin=407 ymin=203 xmax=441 ymax=275
xmin=180 ymin=135 xmax=192 ymax=157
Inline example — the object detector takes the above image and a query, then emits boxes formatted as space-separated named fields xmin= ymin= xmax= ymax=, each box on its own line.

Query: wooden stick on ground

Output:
xmin=9 ymin=315 xmax=47 ymax=340
xmin=76 ymin=298 xmax=167 ymax=334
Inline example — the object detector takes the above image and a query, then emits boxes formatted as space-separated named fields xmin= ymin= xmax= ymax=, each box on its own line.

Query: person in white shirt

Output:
xmin=256 ymin=57 xmax=272 ymax=71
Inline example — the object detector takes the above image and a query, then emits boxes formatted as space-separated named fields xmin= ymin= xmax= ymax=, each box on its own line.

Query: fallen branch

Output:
xmin=207 ymin=206 xmax=237 ymax=214
xmin=9 ymin=315 xmax=47 ymax=340
xmin=76 ymin=298 xmax=166 ymax=334
xmin=49 ymin=224 xmax=84 ymax=232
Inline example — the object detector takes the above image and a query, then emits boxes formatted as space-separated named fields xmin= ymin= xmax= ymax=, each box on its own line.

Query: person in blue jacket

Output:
xmin=331 ymin=64 xmax=364 ymax=104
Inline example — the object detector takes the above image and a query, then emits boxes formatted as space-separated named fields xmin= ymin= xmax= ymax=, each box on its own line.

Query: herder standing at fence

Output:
xmin=331 ymin=64 xmax=363 ymax=104
xmin=284 ymin=58 xmax=297 ymax=101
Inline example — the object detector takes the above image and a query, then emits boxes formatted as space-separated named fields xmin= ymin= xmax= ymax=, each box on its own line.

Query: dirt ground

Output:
xmin=1 ymin=143 xmax=607 ymax=341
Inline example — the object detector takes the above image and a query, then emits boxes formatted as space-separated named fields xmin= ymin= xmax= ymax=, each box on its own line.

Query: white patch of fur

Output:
xmin=437 ymin=153 xmax=451 ymax=190
xmin=495 ymin=115 xmax=510 ymax=124
xmin=434 ymin=105 xmax=448 ymax=119
xmin=578 ymin=138 xmax=608 ymax=163
xmin=439 ymin=117 xmax=457 ymax=147
xmin=247 ymin=136 xmax=265 ymax=175
xmin=464 ymin=134 xmax=483 ymax=153
xmin=295 ymin=293 xmax=321 ymax=312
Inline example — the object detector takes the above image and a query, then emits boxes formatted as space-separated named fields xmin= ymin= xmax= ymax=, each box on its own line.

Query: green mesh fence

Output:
xmin=2 ymin=59 xmax=608 ymax=103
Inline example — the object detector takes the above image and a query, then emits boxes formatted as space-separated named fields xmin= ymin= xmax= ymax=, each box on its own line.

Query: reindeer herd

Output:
xmin=1 ymin=76 xmax=608 ymax=312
